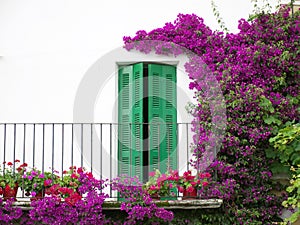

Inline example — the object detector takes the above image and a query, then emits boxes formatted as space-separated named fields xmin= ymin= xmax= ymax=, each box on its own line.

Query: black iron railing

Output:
xmin=0 ymin=123 xmax=212 ymax=199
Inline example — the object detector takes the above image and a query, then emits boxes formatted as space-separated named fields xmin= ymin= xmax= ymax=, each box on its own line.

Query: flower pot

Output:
xmin=182 ymin=188 xmax=197 ymax=200
xmin=3 ymin=183 xmax=18 ymax=201
xmin=150 ymin=194 xmax=160 ymax=201
xmin=30 ymin=191 xmax=45 ymax=201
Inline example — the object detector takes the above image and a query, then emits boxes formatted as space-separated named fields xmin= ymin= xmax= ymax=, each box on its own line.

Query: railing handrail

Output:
xmin=0 ymin=122 xmax=192 ymax=125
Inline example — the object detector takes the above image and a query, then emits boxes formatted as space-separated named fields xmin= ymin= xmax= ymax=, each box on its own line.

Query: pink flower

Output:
xmin=44 ymin=179 xmax=52 ymax=186
xmin=168 ymin=170 xmax=179 ymax=181
xmin=186 ymin=186 xmax=195 ymax=193
xmin=191 ymin=181 xmax=197 ymax=187
xmin=86 ymin=172 xmax=93 ymax=179
xmin=31 ymin=170 xmax=38 ymax=176
xmin=77 ymin=167 xmax=83 ymax=174
xmin=200 ymin=172 xmax=211 ymax=178
xmin=149 ymin=171 xmax=156 ymax=177
xmin=65 ymin=192 xmax=82 ymax=206
xmin=71 ymin=173 xmax=78 ymax=179
xmin=178 ymin=186 xmax=184 ymax=193
xmin=202 ymin=181 xmax=208 ymax=187
xmin=149 ymin=185 xmax=158 ymax=191
xmin=157 ymin=174 xmax=167 ymax=184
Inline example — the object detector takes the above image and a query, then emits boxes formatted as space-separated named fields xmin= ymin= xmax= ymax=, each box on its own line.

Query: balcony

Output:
xmin=0 ymin=122 xmax=222 ymax=209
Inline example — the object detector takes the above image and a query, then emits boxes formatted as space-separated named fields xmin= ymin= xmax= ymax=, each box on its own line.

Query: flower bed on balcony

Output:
xmin=0 ymin=162 xmax=222 ymax=224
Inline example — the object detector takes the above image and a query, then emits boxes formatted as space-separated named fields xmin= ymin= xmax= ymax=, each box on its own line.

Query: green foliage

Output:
xmin=169 ymin=208 xmax=235 ymax=225
xmin=210 ymin=0 xmax=229 ymax=33
xmin=270 ymin=123 xmax=300 ymax=223
xmin=282 ymin=166 xmax=300 ymax=224
xmin=269 ymin=123 xmax=300 ymax=166
xmin=0 ymin=161 xmax=25 ymax=188
xmin=143 ymin=169 xmax=173 ymax=197
xmin=21 ymin=169 xmax=55 ymax=194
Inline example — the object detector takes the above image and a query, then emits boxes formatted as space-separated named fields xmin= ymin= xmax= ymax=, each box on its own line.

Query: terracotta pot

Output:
xmin=30 ymin=191 xmax=45 ymax=201
xmin=3 ymin=183 xmax=18 ymax=201
xmin=182 ymin=188 xmax=197 ymax=200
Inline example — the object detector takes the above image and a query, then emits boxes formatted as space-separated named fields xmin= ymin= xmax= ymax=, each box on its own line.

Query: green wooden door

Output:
xmin=118 ymin=62 xmax=177 ymax=182
xmin=118 ymin=63 xmax=143 ymax=181
xmin=148 ymin=64 xmax=177 ymax=174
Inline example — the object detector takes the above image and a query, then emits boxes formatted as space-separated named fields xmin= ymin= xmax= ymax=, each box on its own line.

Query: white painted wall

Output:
xmin=0 ymin=0 xmax=286 ymax=199
xmin=0 ymin=0 xmax=281 ymax=162
xmin=0 ymin=0 xmax=277 ymax=123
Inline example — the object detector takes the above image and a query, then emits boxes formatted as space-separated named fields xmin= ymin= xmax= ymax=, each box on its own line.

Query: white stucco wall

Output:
xmin=0 ymin=0 xmax=286 ymax=195
xmin=0 ymin=0 xmax=275 ymax=123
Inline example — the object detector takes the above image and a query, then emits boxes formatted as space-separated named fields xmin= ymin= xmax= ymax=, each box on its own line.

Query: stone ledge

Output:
xmin=166 ymin=199 xmax=223 ymax=209
xmin=8 ymin=198 xmax=223 ymax=210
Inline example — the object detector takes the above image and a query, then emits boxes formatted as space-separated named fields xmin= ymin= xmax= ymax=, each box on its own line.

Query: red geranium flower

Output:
xmin=70 ymin=173 xmax=78 ymax=179
xmin=65 ymin=192 xmax=82 ymax=206
xmin=86 ymin=172 xmax=93 ymax=179
xmin=77 ymin=167 xmax=83 ymax=174
xmin=202 ymin=181 xmax=208 ymax=187
xmin=186 ymin=186 xmax=195 ymax=193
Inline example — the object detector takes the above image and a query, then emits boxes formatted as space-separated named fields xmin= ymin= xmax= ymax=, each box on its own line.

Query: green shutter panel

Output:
xmin=118 ymin=65 xmax=131 ymax=177
xmin=131 ymin=63 xmax=143 ymax=180
xmin=148 ymin=64 xmax=177 ymax=174
xmin=118 ymin=63 xmax=143 ymax=181
xmin=164 ymin=65 xmax=177 ymax=172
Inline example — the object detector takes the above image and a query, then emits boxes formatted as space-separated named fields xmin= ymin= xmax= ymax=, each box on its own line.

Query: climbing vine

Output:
xmin=123 ymin=5 xmax=300 ymax=223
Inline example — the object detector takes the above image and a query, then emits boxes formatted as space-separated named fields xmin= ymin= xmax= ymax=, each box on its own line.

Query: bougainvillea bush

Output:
xmin=111 ymin=175 xmax=174 ymax=224
xmin=29 ymin=171 xmax=110 ymax=224
xmin=0 ymin=169 xmax=174 ymax=224
xmin=123 ymin=6 xmax=300 ymax=224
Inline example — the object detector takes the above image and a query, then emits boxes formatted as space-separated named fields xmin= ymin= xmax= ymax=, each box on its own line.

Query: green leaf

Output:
xmin=265 ymin=147 xmax=277 ymax=159
xmin=263 ymin=115 xmax=282 ymax=125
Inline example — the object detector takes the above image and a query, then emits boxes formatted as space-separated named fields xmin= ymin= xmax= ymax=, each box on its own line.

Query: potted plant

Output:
xmin=21 ymin=167 xmax=57 ymax=200
xmin=169 ymin=170 xmax=211 ymax=199
xmin=57 ymin=166 xmax=86 ymax=192
xmin=0 ymin=160 xmax=27 ymax=200
xmin=143 ymin=169 xmax=175 ymax=199
xmin=45 ymin=166 xmax=88 ymax=205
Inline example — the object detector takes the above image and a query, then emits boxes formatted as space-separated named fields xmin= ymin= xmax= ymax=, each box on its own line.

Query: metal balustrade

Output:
xmin=0 ymin=123 xmax=214 ymax=200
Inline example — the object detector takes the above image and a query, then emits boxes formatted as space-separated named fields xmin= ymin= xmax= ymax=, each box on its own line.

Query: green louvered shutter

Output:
xmin=118 ymin=63 xmax=143 ymax=181
xmin=118 ymin=65 xmax=131 ymax=177
xmin=148 ymin=64 xmax=177 ymax=174
xmin=131 ymin=63 xmax=143 ymax=180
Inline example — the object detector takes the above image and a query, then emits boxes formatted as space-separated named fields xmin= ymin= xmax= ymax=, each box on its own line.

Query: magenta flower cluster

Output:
xmin=111 ymin=175 xmax=174 ymax=224
xmin=0 ymin=173 xmax=174 ymax=224
xmin=0 ymin=198 xmax=22 ymax=223
xmin=123 ymin=6 xmax=299 ymax=223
